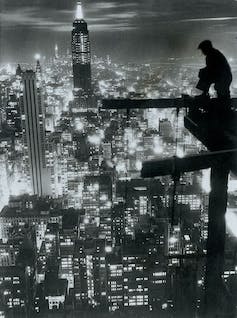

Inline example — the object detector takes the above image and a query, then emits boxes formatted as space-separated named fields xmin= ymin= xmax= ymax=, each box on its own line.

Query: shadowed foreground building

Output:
xmin=20 ymin=70 xmax=51 ymax=196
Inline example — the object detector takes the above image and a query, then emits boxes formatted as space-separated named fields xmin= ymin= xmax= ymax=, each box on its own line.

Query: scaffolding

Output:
xmin=102 ymin=95 xmax=237 ymax=318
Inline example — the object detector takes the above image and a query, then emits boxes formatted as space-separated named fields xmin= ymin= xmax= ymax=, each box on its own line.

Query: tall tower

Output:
xmin=71 ymin=1 xmax=92 ymax=94
xmin=20 ymin=70 xmax=50 ymax=196
xmin=35 ymin=59 xmax=42 ymax=83
xmin=36 ymin=60 xmax=41 ymax=74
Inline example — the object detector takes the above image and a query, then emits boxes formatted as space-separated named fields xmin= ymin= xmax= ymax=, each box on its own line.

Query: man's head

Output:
xmin=198 ymin=40 xmax=213 ymax=55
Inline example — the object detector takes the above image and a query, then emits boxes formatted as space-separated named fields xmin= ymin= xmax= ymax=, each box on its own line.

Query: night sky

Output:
xmin=1 ymin=0 xmax=237 ymax=63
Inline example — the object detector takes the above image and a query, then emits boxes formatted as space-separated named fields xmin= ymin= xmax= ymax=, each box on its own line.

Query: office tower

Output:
xmin=5 ymin=94 xmax=21 ymax=134
xmin=35 ymin=59 xmax=42 ymax=83
xmin=36 ymin=60 xmax=41 ymax=74
xmin=20 ymin=70 xmax=50 ymax=196
xmin=0 ymin=267 xmax=27 ymax=314
xmin=58 ymin=212 xmax=79 ymax=290
xmin=71 ymin=2 xmax=92 ymax=93
xmin=73 ymin=239 xmax=107 ymax=309
xmin=122 ymin=246 xmax=150 ymax=310
xmin=16 ymin=64 xmax=22 ymax=77
xmin=107 ymin=255 xmax=124 ymax=312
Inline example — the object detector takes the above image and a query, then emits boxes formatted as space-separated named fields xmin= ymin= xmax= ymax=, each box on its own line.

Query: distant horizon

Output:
xmin=0 ymin=55 xmax=206 ymax=67
xmin=1 ymin=0 xmax=237 ymax=64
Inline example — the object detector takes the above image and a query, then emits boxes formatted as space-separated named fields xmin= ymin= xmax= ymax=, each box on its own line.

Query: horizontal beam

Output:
xmin=102 ymin=98 xmax=186 ymax=109
xmin=141 ymin=148 xmax=237 ymax=178
xmin=102 ymin=97 xmax=237 ymax=110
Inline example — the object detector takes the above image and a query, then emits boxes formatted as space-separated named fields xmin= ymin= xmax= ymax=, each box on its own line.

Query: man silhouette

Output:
xmin=196 ymin=40 xmax=232 ymax=99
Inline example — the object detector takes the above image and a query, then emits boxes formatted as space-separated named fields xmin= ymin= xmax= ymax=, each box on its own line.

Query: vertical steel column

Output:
xmin=204 ymin=164 xmax=229 ymax=317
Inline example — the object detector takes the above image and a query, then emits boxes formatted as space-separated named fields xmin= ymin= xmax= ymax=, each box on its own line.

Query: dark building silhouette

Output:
xmin=71 ymin=2 xmax=92 ymax=94
xmin=16 ymin=64 xmax=22 ymax=77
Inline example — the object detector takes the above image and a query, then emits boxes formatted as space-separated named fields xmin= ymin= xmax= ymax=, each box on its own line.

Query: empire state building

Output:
xmin=72 ymin=2 xmax=92 ymax=94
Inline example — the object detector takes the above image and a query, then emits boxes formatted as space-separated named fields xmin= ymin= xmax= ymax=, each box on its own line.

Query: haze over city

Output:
xmin=1 ymin=0 xmax=237 ymax=63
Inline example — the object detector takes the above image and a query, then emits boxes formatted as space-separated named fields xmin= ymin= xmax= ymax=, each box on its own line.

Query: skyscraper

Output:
xmin=20 ymin=70 xmax=50 ymax=196
xmin=71 ymin=2 xmax=92 ymax=93
xmin=35 ymin=59 xmax=42 ymax=82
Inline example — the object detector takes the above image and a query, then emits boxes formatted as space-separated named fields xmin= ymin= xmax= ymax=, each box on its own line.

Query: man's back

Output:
xmin=206 ymin=48 xmax=232 ymax=82
xmin=197 ymin=40 xmax=232 ymax=98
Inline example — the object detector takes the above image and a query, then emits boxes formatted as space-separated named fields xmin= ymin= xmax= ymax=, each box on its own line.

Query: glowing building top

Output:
xmin=75 ymin=1 xmax=83 ymax=20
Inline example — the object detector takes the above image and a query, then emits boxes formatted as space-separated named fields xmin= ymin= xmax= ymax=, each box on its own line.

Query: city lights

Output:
xmin=226 ymin=208 xmax=237 ymax=237
xmin=201 ymin=169 xmax=211 ymax=193
xmin=176 ymin=146 xmax=184 ymax=158
xmin=115 ymin=161 xmax=126 ymax=174
xmin=5 ymin=64 xmax=15 ymax=75
xmin=135 ymin=160 xmax=142 ymax=171
xmin=169 ymin=237 xmax=178 ymax=244
xmin=88 ymin=134 xmax=101 ymax=145
xmin=74 ymin=118 xmax=84 ymax=131
xmin=228 ymin=178 xmax=237 ymax=193
xmin=105 ymin=246 xmax=112 ymax=253
xmin=0 ymin=0 xmax=236 ymax=316
xmin=34 ymin=53 xmax=41 ymax=60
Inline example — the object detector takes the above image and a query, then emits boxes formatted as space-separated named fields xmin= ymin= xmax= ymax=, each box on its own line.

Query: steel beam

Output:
xmin=101 ymin=97 xmax=237 ymax=110
xmin=141 ymin=149 xmax=237 ymax=178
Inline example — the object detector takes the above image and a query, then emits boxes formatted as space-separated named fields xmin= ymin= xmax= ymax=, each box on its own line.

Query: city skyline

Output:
xmin=1 ymin=0 xmax=237 ymax=63
xmin=0 ymin=1 xmax=237 ymax=317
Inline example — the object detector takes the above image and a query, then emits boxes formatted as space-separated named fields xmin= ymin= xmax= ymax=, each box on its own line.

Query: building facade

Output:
xmin=20 ymin=70 xmax=50 ymax=196
xmin=71 ymin=2 xmax=92 ymax=94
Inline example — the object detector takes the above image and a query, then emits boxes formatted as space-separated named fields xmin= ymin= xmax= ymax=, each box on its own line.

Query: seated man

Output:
xmin=196 ymin=40 xmax=232 ymax=100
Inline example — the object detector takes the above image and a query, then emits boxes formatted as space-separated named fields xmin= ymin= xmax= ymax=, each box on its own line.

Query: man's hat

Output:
xmin=198 ymin=40 xmax=213 ymax=50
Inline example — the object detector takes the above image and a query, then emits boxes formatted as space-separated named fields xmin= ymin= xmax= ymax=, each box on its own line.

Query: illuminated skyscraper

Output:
xmin=71 ymin=2 xmax=92 ymax=93
xmin=20 ymin=70 xmax=50 ymax=196
xmin=36 ymin=60 xmax=41 ymax=74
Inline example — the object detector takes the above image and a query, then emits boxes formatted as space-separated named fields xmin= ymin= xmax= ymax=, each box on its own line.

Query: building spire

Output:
xmin=75 ymin=1 xmax=83 ymax=20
